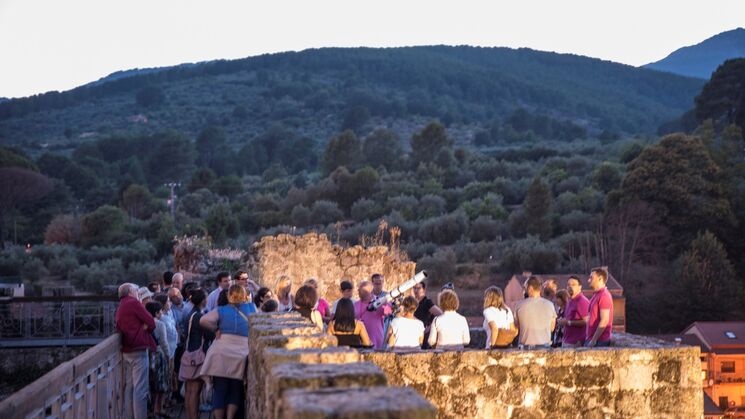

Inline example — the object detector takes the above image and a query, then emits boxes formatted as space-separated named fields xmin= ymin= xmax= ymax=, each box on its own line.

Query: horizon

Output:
xmin=1 ymin=0 xmax=744 ymax=99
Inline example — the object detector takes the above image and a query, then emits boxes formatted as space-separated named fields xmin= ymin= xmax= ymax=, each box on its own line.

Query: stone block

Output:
xmin=280 ymin=386 xmax=436 ymax=419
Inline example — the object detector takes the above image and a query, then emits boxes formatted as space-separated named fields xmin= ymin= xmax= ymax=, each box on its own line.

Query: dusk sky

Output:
xmin=1 ymin=0 xmax=743 ymax=98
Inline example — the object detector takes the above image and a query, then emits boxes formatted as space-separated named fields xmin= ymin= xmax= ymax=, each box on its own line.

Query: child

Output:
xmin=386 ymin=296 xmax=425 ymax=349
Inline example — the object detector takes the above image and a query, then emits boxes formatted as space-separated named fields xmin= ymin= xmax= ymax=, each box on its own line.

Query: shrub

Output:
xmin=70 ymin=259 xmax=126 ymax=293
xmin=469 ymin=216 xmax=502 ymax=242
xmin=416 ymin=248 xmax=457 ymax=285
xmin=309 ymin=200 xmax=344 ymax=225
xmin=290 ymin=205 xmax=312 ymax=227
xmin=501 ymin=235 xmax=560 ymax=274
xmin=350 ymin=198 xmax=381 ymax=222
xmin=44 ymin=215 xmax=81 ymax=245
xmin=418 ymin=210 xmax=469 ymax=245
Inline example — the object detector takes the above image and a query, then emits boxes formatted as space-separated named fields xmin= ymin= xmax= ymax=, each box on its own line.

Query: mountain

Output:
xmin=0 ymin=46 xmax=704 ymax=151
xmin=644 ymin=28 xmax=745 ymax=79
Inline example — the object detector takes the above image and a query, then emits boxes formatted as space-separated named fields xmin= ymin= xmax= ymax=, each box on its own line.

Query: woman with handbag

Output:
xmin=179 ymin=289 xmax=213 ymax=419
xmin=483 ymin=286 xmax=518 ymax=348
xmin=199 ymin=285 xmax=257 ymax=419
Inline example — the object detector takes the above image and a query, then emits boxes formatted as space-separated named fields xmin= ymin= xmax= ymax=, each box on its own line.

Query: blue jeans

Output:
xmin=585 ymin=340 xmax=611 ymax=347
xmin=122 ymin=350 xmax=149 ymax=419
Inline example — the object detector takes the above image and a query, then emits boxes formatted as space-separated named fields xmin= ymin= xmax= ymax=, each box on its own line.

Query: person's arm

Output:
xmin=134 ymin=301 xmax=156 ymax=331
xmin=386 ymin=322 xmax=396 ymax=347
xmin=488 ymin=321 xmax=500 ymax=347
xmin=462 ymin=318 xmax=471 ymax=346
xmin=199 ymin=309 xmax=219 ymax=332
xmin=357 ymin=321 xmax=372 ymax=347
xmin=427 ymin=318 xmax=438 ymax=348
xmin=588 ymin=309 xmax=610 ymax=347
xmin=312 ymin=310 xmax=324 ymax=330
xmin=429 ymin=305 xmax=443 ymax=317
xmin=157 ymin=323 xmax=169 ymax=356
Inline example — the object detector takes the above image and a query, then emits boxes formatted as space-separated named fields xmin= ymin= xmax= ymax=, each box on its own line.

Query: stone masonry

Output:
xmin=245 ymin=232 xmax=415 ymax=303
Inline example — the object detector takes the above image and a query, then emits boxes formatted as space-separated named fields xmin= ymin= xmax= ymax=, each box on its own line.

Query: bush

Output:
xmin=310 ymin=200 xmax=344 ymax=225
xmin=44 ymin=215 xmax=81 ymax=245
xmin=418 ymin=194 xmax=446 ymax=218
xmin=70 ymin=259 xmax=125 ymax=293
xmin=20 ymin=257 xmax=48 ymax=282
xmin=386 ymin=195 xmax=418 ymax=220
xmin=416 ymin=248 xmax=457 ymax=285
xmin=126 ymin=260 xmax=167 ymax=285
xmin=401 ymin=240 xmax=438 ymax=261
xmin=290 ymin=205 xmax=312 ymax=227
xmin=80 ymin=205 xmax=127 ymax=247
xmin=351 ymin=198 xmax=381 ymax=222
xmin=78 ymin=240 xmax=156 ymax=267
xmin=558 ymin=210 xmax=599 ymax=233
xmin=469 ymin=216 xmax=502 ymax=242
xmin=501 ymin=235 xmax=560 ymax=274
xmin=418 ymin=210 xmax=469 ymax=245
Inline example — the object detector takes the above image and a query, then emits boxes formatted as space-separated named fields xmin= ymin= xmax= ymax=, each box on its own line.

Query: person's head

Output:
xmin=276 ymin=275 xmax=292 ymax=299
xmin=294 ymin=285 xmax=318 ymax=311
xmin=216 ymin=272 xmax=231 ymax=290
xmin=138 ymin=286 xmax=154 ymax=304
xmin=218 ymin=289 xmax=230 ymax=307
xmin=589 ymin=268 xmax=608 ymax=291
xmin=304 ymin=278 xmax=318 ymax=289
xmin=412 ymin=280 xmax=427 ymax=300
xmin=182 ymin=281 xmax=197 ymax=301
xmin=401 ymin=296 xmax=418 ymax=316
xmin=555 ymin=289 xmax=570 ymax=309
xmin=332 ymin=298 xmax=356 ymax=333
xmin=234 ymin=271 xmax=249 ymax=289
xmin=228 ymin=284 xmax=248 ymax=305
xmin=145 ymin=301 xmax=163 ymax=319
xmin=256 ymin=287 xmax=273 ymax=306
xmin=483 ymin=286 xmax=506 ymax=310
xmin=567 ymin=275 xmax=582 ymax=298
xmin=153 ymin=293 xmax=171 ymax=312
xmin=441 ymin=282 xmax=455 ymax=292
xmin=358 ymin=280 xmax=372 ymax=301
xmin=542 ymin=278 xmax=557 ymax=300
xmin=118 ymin=283 xmax=138 ymax=299
xmin=147 ymin=281 xmax=161 ymax=294
xmin=261 ymin=299 xmax=278 ymax=313
xmin=172 ymin=273 xmax=184 ymax=290
xmin=340 ymin=280 xmax=353 ymax=299
xmin=167 ymin=287 xmax=183 ymax=306
xmin=371 ymin=273 xmax=385 ymax=295
xmin=438 ymin=289 xmax=460 ymax=312
xmin=190 ymin=288 xmax=207 ymax=309
xmin=525 ymin=276 xmax=542 ymax=298
xmin=163 ymin=271 xmax=174 ymax=287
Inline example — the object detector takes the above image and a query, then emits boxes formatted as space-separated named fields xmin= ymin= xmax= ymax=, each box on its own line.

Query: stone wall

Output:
xmin=247 ymin=312 xmax=436 ymax=419
xmin=246 ymin=233 xmax=415 ymax=303
xmin=362 ymin=334 xmax=703 ymax=419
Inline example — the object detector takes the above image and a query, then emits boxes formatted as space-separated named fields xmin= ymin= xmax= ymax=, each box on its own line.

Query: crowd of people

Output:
xmin=115 ymin=268 xmax=613 ymax=418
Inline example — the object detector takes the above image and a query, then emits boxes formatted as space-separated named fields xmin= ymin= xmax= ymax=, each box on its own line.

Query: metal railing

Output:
xmin=0 ymin=296 xmax=119 ymax=347
xmin=0 ymin=334 xmax=123 ymax=418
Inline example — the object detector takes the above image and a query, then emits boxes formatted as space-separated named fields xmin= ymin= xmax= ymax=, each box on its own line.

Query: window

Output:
xmin=701 ymin=370 xmax=707 ymax=380
xmin=719 ymin=397 xmax=729 ymax=408
xmin=721 ymin=361 xmax=736 ymax=373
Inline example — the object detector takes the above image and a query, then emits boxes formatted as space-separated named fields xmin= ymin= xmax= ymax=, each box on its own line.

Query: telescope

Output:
xmin=367 ymin=270 xmax=427 ymax=311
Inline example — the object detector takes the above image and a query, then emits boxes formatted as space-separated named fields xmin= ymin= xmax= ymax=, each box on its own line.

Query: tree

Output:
xmin=0 ymin=146 xmax=36 ymax=170
xmin=592 ymin=162 xmax=622 ymax=193
xmin=523 ymin=177 xmax=553 ymax=240
xmin=618 ymin=133 xmax=735 ymax=253
xmin=121 ymin=184 xmax=154 ymax=219
xmin=410 ymin=122 xmax=451 ymax=166
xmin=321 ymin=130 xmax=362 ymax=175
xmin=44 ymin=214 xmax=81 ymax=245
xmin=362 ymin=128 xmax=403 ymax=171
xmin=146 ymin=132 xmax=196 ymax=185
xmin=341 ymin=105 xmax=370 ymax=133
xmin=672 ymin=231 xmax=743 ymax=328
xmin=195 ymin=126 xmax=234 ymax=175
xmin=205 ymin=204 xmax=239 ymax=244
xmin=188 ymin=168 xmax=217 ymax=192
xmin=80 ymin=205 xmax=127 ymax=247
xmin=213 ymin=175 xmax=244 ymax=199
xmin=0 ymin=168 xmax=53 ymax=246
xmin=694 ymin=58 xmax=745 ymax=128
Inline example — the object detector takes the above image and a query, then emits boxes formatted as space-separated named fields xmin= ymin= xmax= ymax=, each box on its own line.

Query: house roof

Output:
xmin=646 ymin=333 xmax=709 ymax=352
xmin=704 ymin=392 xmax=723 ymax=416
xmin=508 ymin=271 xmax=624 ymax=294
xmin=684 ymin=322 xmax=745 ymax=350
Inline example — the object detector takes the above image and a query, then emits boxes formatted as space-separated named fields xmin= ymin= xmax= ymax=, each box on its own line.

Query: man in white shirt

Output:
xmin=206 ymin=272 xmax=231 ymax=312
xmin=514 ymin=276 xmax=556 ymax=348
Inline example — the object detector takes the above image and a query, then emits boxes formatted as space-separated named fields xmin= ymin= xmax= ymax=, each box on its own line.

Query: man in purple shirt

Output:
xmin=586 ymin=268 xmax=613 ymax=347
xmin=557 ymin=275 xmax=590 ymax=347
xmin=354 ymin=279 xmax=392 ymax=349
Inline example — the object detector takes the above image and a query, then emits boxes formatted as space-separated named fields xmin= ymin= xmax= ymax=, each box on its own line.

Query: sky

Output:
xmin=0 ymin=0 xmax=743 ymax=98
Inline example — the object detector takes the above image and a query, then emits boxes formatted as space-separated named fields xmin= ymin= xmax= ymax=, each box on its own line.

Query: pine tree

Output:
xmin=523 ymin=177 xmax=553 ymax=240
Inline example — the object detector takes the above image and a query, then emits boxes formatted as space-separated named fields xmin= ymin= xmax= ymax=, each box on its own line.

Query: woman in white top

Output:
xmin=483 ymin=286 xmax=516 ymax=348
xmin=387 ymin=296 xmax=425 ymax=349
xmin=427 ymin=289 xmax=470 ymax=349
xmin=276 ymin=275 xmax=294 ymax=312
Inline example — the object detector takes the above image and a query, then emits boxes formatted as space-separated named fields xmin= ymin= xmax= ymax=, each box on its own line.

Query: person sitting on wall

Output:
xmin=552 ymin=289 xmax=569 ymax=347
xmin=303 ymin=278 xmax=331 ymax=323
xmin=411 ymin=280 xmax=443 ymax=349
xmin=386 ymin=296 xmax=425 ymax=350
xmin=116 ymin=283 xmax=156 ymax=419
xmin=514 ymin=276 xmax=556 ymax=349
xmin=294 ymin=285 xmax=324 ymax=330
xmin=354 ymin=279 xmax=392 ymax=349
xmin=275 ymin=275 xmax=294 ymax=312
xmin=482 ymin=286 xmax=517 ymax=348
xmin=329 ymin=298 xmax=372 ymax=347
xmin=427 ymin=289 xmax=471 ymax=350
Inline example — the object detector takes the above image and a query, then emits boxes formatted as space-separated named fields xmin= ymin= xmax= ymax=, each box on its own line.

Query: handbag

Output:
xmin=179 ymin=312 xmax=205 ymax=380
xmin=493 ymin=323 xmax=519 ymax=347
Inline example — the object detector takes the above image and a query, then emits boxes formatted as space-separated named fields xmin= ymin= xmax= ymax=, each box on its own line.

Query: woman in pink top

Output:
xmin=354 ymin=279 xmax=391 ymax=349
xmin=304 ymin=278 xmax=331 ymax=323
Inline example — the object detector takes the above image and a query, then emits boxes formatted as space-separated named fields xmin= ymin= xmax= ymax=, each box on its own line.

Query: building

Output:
xmin=503 ymin=268 xmax=626 ymax=332
xmin=0 ymin=276 xmax=24 ymax=298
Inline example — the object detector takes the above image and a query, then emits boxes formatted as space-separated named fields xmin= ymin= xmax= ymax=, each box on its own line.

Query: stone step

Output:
xmin=280 ymin=386 xmax=437 ymax=419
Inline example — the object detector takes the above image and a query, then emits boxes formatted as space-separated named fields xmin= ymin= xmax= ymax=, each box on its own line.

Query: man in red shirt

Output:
xmin=585 ymin=269 xmax=613 ymax=347
xmin=557 ymin=275 xmax=590 ymax=347
xmin=116 ymin=283 xmax=156 ymax=419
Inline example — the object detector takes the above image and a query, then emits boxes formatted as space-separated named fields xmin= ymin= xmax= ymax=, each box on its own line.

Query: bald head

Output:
xmin=358 ymin=280 xmax=372 ymax=301
xmin=118 ymin=283 xmax=138 ymax=299
xmin=168 ymin=287 xmax=183 ymax=306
